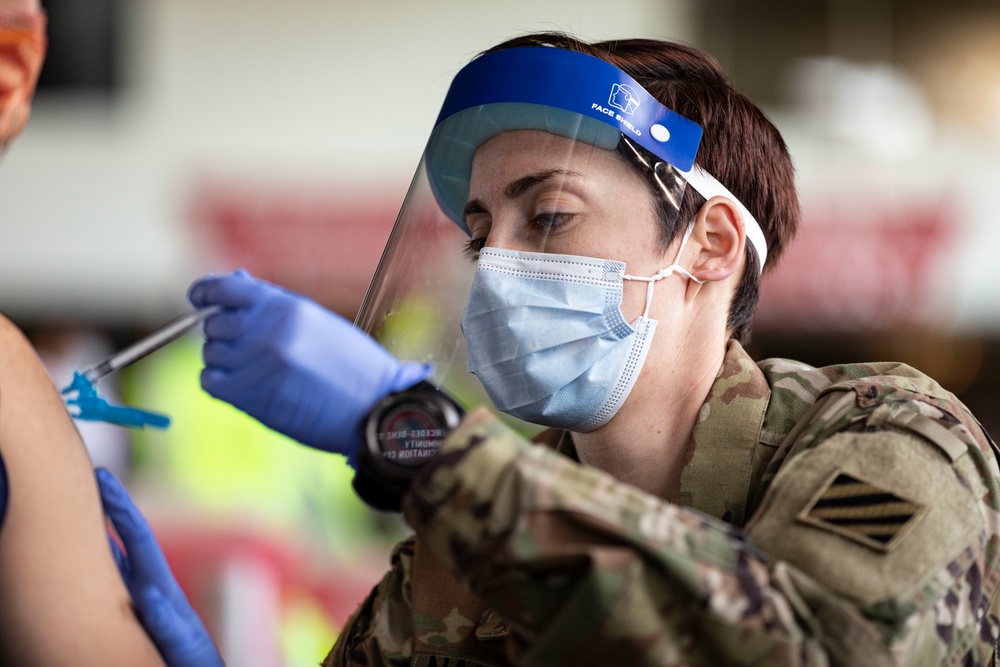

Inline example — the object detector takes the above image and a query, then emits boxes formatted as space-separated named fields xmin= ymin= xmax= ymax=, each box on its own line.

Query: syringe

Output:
xmin=80 ymin=305 xmax=221 ymax=383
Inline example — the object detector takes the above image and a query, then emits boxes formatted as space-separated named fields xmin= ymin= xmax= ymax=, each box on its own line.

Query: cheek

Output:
xmin=619 ymin=282 xmax=649 ymax=323
xmin=602 ymin=216 xmax=669 ymax=269
xmin=593 ymin=177 xmax=667 ymax=259
xmin=558 ymin=200 xmax=663 ymax=261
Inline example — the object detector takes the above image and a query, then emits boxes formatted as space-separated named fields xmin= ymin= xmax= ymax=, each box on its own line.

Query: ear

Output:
xmin=688 ymin=196 xmax=746 ymax=283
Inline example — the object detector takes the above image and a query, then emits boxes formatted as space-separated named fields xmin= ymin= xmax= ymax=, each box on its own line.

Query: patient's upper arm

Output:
xmin=0 ymin=315 xmax=166 ymax=666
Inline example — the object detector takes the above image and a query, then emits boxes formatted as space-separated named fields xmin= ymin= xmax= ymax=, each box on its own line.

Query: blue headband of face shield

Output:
xmin=424 ymin=46 xmax=768 ymax=271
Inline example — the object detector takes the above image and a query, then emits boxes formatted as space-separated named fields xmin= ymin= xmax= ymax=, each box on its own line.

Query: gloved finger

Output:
xmin=96 ymin=468 xmax=175 ymax=588
xmin=138 ymin=586 xmax=224 ymax=667
xmin=391 ymin=361 xmax=436 ymax=394
xmin=0 ymin=450 xmax=8 ymax=530
xmin=186 ymin=275 xmax=217 ymax=309
xmin=201 ymin=362 xmax=276 ymax=409
xmin=200 ymin=366 xmax=240 ymax=404
xmin=202 ymin=340 xmax=251 ymax=370
xmin=202 ymin=309 xmax=251 ymax=342
xmin=188 ymin=269 xmax=265 ymax=310
xmin=136 ymin=586 xmax=181 ymax=646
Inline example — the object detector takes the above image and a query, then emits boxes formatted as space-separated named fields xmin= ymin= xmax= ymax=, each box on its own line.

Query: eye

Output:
xmin=529 ymin=211 xmax=575 ymax=232
xmin=463 ymin=236 xmax=486 ymax=261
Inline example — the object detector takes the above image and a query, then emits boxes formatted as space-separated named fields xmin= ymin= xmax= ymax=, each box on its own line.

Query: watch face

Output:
xmin=372 ymin=399 xmax=450 ymax=469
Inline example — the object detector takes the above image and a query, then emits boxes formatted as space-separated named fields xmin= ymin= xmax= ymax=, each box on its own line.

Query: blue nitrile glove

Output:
xmin=96 ymin=468 xmax=224 ymax=667
xmin=0 ymin=451 xmax=8 ymax=531
xmin=188 ymin=270 xmax=432 ymax=463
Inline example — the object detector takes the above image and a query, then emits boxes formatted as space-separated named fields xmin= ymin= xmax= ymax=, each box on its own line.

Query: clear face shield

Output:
xmin=357 ymin=47 xmax=765 ymax=434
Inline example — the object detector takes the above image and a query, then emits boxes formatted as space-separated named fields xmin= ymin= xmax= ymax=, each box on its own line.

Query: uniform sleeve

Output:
xmin=401 ymin=407 xmax=1000 ymax=666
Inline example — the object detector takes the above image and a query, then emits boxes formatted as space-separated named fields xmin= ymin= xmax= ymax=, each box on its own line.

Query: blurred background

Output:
xmin=3 ymin=0 xmax=999 ymax=664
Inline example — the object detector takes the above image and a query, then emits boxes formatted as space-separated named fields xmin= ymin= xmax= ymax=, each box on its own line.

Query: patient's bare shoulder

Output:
xmin=0 ymin=312 xmax=166 ymax=666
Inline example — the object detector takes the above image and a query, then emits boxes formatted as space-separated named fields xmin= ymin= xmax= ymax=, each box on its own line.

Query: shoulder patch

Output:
xmin=746 ymin=429 xmax=983 ymax=606
xmin=797 ymin=470 xmax=927 ymax=553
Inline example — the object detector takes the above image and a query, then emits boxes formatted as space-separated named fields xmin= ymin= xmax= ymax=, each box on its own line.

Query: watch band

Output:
xmin=352 ymin=456 xmax=410 ymax=512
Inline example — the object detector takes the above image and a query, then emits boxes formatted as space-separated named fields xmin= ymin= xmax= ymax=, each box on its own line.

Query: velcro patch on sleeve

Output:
xmin=797 ymin=470 xmax=927 ymax=553
xmin=747 ymin=429 xmax=982 ymax=606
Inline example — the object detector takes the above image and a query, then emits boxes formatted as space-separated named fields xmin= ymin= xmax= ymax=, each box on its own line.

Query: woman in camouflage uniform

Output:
xmin=126 ymin=33 xmax=1000 ymax=666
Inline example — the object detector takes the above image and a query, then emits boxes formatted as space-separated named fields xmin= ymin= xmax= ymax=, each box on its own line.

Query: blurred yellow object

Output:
xmin=279 ymin=588 xmax=340 ymax=666
xmin=376 ymin=291 xmax=446 ymax=363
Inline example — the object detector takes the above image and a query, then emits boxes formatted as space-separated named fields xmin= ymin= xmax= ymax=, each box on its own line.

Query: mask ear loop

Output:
xmin=624 ymin=221 xmax=705 ymax=320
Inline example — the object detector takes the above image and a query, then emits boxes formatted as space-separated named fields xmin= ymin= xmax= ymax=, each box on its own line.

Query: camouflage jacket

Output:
xmin=325 ymin=340 xmax=1000 ymax=666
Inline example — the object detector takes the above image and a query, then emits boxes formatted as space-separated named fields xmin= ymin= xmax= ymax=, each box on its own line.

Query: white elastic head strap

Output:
xmin=680 ymin=166 xmax=768 ymax=272
xmin=624 ymin=221 xmax=704 ymax=320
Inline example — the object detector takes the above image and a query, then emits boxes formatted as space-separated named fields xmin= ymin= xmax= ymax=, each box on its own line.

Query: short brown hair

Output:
xmin=485 ymin=33 xmax=800 ymax=344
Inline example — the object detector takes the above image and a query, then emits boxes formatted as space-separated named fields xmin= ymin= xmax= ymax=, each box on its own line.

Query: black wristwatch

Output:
xmin=353 ymin=381 xmax=465 ymax=512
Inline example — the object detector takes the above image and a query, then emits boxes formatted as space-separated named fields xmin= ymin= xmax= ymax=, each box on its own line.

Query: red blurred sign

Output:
xmin=756 ymin=194 xmax=956 ymax=331
xmin=190 ymin=182 xmax=958 ymax=331
xmin=190 ymin=182 xmax=405 ymax=317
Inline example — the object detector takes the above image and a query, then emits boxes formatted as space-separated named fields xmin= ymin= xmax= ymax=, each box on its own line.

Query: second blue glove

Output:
xmin=98 ymin=468 xmax=224 ymax=667
xmin=189 ymin=270 xmax=432 ymax=462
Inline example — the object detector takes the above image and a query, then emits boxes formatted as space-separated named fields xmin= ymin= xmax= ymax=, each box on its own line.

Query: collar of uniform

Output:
xmin=532 ymin=425 xmax=577 ymax=458
xmin=679 ymin=339 xmax=771 ymax=526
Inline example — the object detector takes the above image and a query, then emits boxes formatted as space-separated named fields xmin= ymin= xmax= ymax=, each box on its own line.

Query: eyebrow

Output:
xmin=504 ymin=169 xmax=579 ymax=198
xmin=463 ymin=169 xmax=582 ymax=221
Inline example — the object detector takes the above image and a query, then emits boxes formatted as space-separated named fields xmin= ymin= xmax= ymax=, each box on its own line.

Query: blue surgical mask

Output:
xmin=461 ymin=226 xmax=701 ymax=431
